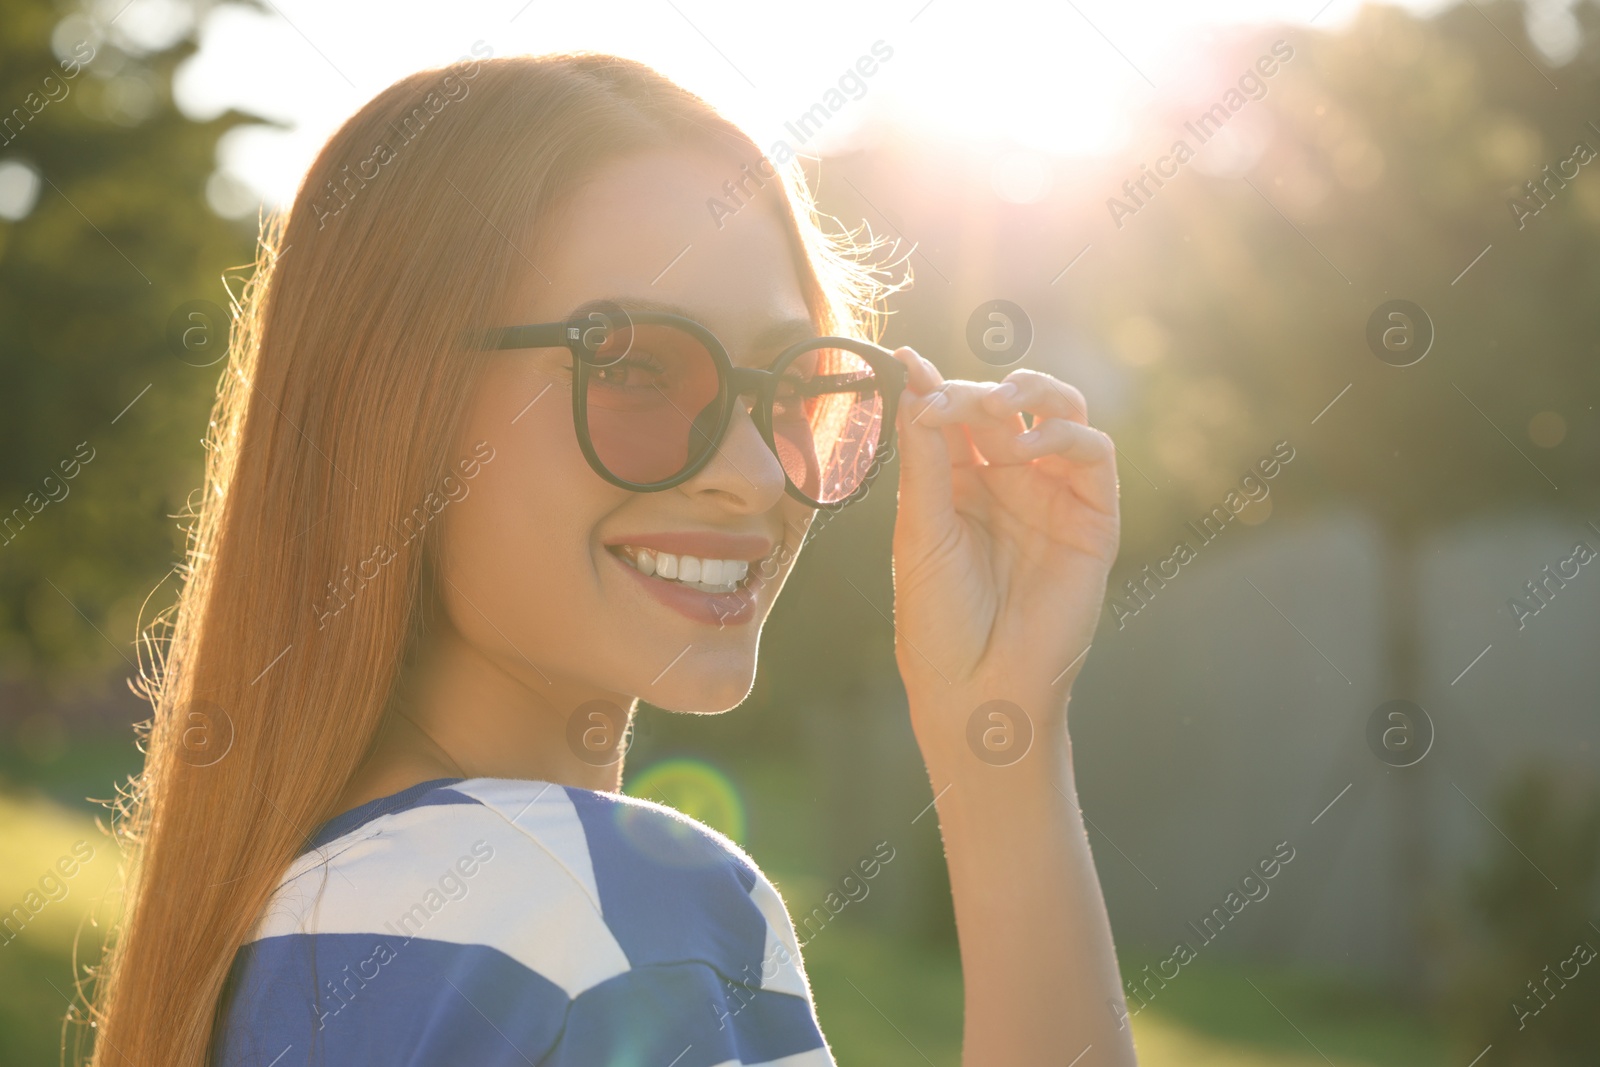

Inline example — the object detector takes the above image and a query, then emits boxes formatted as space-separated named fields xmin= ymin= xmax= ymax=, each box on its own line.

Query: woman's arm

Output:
xmin=917 ymin=698 xmax=1133 ymax=1064
xmin=886 ymin=347 xmax=1137 ymax=1066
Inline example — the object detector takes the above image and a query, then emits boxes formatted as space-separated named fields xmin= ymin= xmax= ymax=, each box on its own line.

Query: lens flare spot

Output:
xmin=1528 ymin=411 xmax=1566 ymax=448
xmin=626 ymin=759 xmax=747 ymax=845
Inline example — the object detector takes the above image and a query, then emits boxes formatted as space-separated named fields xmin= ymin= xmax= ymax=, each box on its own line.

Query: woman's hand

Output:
xmin=887 ymin=347 xmax=1138 ymax=1066
xmin=887 ymin=346 xmax=1121 ymax=768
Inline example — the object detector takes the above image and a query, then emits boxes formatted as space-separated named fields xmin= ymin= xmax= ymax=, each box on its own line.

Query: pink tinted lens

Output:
xmin=584 ymin=323 xmax=721 ymax=484
xmin=771 ymin=346 xmax=884 ymax=505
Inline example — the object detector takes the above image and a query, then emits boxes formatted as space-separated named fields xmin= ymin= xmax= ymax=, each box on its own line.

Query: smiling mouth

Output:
xmin=606 ymin=544 xmax=767 ymax=595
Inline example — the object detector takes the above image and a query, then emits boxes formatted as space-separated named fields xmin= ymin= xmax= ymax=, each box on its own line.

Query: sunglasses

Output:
xmin=476 ymin=305 xmax=908 ymax=511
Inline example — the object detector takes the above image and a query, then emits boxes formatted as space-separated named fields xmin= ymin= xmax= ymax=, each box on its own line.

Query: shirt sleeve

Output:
xmin=211 ymin=779 xmax=836 ymax=1067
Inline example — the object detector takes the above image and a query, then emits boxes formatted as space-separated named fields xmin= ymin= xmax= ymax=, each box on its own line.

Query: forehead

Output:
xmin=504 ymin=149 xmax=816 ymax=356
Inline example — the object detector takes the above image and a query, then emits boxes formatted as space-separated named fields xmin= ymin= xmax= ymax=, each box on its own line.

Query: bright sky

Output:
xmin=74 ymin=0 xmax=1581 ymax=216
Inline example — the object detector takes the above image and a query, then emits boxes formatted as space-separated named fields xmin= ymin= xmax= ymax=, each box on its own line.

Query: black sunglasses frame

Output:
xmin=478 ymin=311 xmax=908 ymax=512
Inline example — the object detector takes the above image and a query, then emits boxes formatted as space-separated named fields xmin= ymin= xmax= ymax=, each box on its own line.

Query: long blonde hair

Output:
xmin=81 ymin=52 xmax=888 ymax=1067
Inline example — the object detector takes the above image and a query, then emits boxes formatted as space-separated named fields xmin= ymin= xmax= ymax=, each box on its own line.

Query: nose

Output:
xmin=683 ymin=381 xmax=788 ymax=510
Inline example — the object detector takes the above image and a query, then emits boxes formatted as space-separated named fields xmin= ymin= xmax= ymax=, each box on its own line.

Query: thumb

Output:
xmin=890 ymin=350 xmax=955 ymax=552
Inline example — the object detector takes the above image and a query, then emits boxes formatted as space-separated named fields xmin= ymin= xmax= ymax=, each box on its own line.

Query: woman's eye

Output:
xmin=593 ymin=356 xmax=664 ymax=388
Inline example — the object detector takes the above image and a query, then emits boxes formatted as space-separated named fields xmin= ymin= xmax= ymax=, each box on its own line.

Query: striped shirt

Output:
xmin=211 ymin=777 xmax=836 ymax=1066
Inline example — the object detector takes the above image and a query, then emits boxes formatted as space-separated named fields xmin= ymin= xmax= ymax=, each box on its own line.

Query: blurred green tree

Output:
xmin=0 ymin=0 xmax=267 ymax=692
xmin=1444 ymin=763 xmax=1600 ymax=1065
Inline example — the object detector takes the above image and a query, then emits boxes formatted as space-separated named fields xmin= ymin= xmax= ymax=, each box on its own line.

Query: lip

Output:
xmin=602 ymin=531 xmax=775 ymax=562
xmin=608 ymin=547 xmax=760 ymax=626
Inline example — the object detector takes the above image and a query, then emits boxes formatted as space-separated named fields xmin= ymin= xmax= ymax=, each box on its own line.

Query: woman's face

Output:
xmin=439 ymin=148 xmax=818 ymax=716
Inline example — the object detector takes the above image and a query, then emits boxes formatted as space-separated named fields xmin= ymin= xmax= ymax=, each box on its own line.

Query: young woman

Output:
xmin=83 ymin=53 xmax=1134 ymax=1066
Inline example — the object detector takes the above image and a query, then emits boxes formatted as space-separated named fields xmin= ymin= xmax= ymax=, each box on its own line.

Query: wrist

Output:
xmin=909 ymin=693 xmax=1077 ymax=809
xmin=907 ymin=686 xmax=1072 ymax=775
xmin=917 ymin=730 xmax=1086 ymax=863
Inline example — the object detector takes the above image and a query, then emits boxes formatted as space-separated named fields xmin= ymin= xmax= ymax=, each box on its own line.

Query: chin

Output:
xmin=644 ymin=653 xmax=758 ymax=714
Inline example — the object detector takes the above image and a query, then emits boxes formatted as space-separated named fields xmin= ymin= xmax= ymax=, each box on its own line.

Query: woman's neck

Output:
xmin=331 ymin=623 xmax=634 ymax=816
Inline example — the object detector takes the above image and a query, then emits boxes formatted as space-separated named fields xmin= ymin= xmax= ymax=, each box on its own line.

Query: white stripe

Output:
xmin=746 ymin=878 xmax=813 ymax=1001
xmin=453 ymin=778 xmax=605 ymax=913
xmin=252 ymin=784 xmax=630 ymax=998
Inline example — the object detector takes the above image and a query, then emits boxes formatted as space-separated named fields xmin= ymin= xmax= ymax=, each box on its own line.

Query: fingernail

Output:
xmin=993 ymin=382 xmax=1019 ymax=400
xmin=1018 ymin=429 xmax=1040 ymax=443
xmin=931 ymin=390 xmax=950 ymax=408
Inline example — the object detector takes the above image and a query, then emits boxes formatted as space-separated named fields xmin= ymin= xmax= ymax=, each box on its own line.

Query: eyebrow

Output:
xmin=564 ymin=297 xmax=818 ymax=363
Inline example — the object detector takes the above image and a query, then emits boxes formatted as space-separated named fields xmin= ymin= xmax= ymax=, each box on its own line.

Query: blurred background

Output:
xmin=3 ymin=0 xmax=1599 ymax=1063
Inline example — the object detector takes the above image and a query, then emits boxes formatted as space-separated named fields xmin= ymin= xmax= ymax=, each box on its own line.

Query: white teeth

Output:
xmin=614 ymin=546 xmax=754 ymax=593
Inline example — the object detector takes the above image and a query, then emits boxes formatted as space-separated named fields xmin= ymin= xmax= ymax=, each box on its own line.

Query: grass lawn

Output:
xmin=800 ymin=924 xmax=1451 ymax=1066
xmin=0 ymin=789 xmax=119 ymax=1067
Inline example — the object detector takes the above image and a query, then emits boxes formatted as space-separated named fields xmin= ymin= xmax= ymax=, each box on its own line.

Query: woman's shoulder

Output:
xmin=213 ymin=776 xmax=833 ymax=1066
xmin=257 ymin=776 xmax=796 ymax=979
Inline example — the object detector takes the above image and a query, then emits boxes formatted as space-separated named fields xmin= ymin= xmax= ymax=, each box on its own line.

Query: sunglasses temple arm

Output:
xmin=471 ymin=323 xmax=573 ymax=350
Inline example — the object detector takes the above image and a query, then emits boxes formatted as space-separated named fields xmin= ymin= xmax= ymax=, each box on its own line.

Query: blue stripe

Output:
xmin=213 ymin=933 xmax=569 ymax=1066
xmin=300 ymin=778 xmax=474 ymax=855
xmin=546 ymin=961 xmax=825 ymax=1066
xmin=565 ymin=787 xmax=772 ymax=984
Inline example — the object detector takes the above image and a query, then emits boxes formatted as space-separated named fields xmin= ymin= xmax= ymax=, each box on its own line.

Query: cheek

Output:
xmin=774 ymin=500 xmax=817 ymax=579
xmin=783 ymin=496 xmax=817 ymax=538
xmin=439 ymin=368 xmax=615 ymax=647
